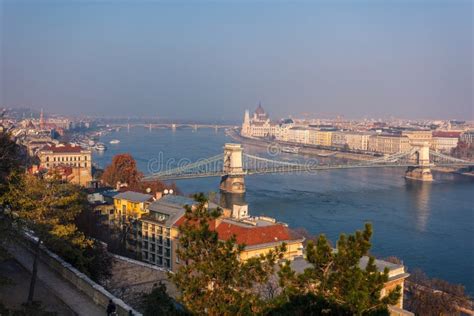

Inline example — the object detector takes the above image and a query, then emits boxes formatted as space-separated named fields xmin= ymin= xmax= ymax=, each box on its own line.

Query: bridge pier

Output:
xmin=220 ymin=143 xmax=245 ymax=194
xmin=405 ymin=166 xmax=433 ymax=182
xmin=220 ymin=175 xmax=245 ymax=194
xmin=405 ymin=142 xmax=433 ymax=182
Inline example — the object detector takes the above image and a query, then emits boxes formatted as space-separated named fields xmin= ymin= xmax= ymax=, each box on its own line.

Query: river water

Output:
xmin=94 ymin=128 xmax=474 ymax=294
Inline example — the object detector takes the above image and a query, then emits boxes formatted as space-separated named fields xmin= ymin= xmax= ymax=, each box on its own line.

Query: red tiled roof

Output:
xmin=40 ymin=144 xmax=85 ymax=153
xmin=174 ymin=216 xmax=217 ymax=230
xmin=215 ymin=221 xmax=292 ymax=246
xmin=175 ymin=216 xmax=297 ymax=246
xmin=432 ymin=131 xmax=461 ymax=138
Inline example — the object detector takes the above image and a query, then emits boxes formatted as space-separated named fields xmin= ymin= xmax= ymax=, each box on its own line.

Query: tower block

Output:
xmin=220 ymin=143 xmax=246 ymax=194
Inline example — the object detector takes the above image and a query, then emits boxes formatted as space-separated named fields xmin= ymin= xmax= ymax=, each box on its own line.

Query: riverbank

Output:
xmin=431 ymin=165 xmax=474 ymax=177
xmin=227 ymin=128 xmax=377 ymax=162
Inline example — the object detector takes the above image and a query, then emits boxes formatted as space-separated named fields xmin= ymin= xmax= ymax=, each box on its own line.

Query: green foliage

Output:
xmin=2 ymin=173 xmax=112 ymax=283
xmin=267 ymin=292 xmax=355 ymax=316
xmin=171 ymin=193 xmax=285 ymax=315
xmin=277 ymin=223 xmax=400 ymax=315
xmin=0 ymin=131 xmax=29 ymax=187
xmin=143 ymin=282 xmax=186 ymax=316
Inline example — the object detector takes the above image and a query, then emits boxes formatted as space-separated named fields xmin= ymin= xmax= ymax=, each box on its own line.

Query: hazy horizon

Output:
xmin=1 ymin=0 xmax=473 ymax=121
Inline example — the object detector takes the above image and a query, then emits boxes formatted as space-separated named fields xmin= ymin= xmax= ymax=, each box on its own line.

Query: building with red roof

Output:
xmin=37 ymin=143 xmax=92 ymax=186
xmin=431 ymin=131 xmax=460 ymax=153
xmin=214 ymin=218 xmax=304 ymax=261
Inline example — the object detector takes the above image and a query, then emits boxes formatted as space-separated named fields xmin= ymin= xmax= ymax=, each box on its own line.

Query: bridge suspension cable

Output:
xmin=429 ymin=150 xmax=472 ymax=164
xmin=143 ymin=146 xmax=473 ymax=181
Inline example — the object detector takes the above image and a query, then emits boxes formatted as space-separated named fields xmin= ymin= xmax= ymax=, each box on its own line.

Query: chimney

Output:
xmin=116 ymin=181 xmax=121 ymax=191
xmin=155 ymin=191 xmax=163 ymax=200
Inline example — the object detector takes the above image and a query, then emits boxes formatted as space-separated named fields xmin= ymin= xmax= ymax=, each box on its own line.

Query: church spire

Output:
xmin=39 ymin=108 xmax=45 ymax=129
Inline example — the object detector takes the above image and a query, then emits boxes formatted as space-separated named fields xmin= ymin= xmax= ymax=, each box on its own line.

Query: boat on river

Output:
xmin=94 ymin=143 xmax=107 ymax=151
xmin=281 ymin=146 xmax=299 ymax=154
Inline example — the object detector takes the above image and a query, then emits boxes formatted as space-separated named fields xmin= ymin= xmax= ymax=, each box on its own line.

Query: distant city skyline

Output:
xmin=1 ymin=0 xmax=472 ymax=120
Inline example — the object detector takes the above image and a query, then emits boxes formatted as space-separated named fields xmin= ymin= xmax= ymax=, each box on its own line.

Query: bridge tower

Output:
xmin=220 ymin=143 xmax=246 ymax=194
xmin=405 ymin=142 xmax=433 ymax=181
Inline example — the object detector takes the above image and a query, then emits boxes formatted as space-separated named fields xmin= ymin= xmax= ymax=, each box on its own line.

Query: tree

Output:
xmin=451 ymin=141 xmax=474 ymax=160
xmin=2 ymin=173 xmax=112 ymax=302
xmin=405 ymin=269 xmax=471 ymax=315
xmin=171 ymin=193 xmax=285 ymax=315
xmin=3 ymin=173 xmax=85 ymax=303
xmin=0 ymin=130 xmax=32 ymax=192
xmin=143 ymin=282 xmax=186 ymax=316
xmin=277 ymin=223 xmax=401 ymax=316
xmin=101 ymin=154 xmax=143 ymax=187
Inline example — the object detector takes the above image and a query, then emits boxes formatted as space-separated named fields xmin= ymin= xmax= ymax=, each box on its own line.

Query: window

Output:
xmin=158 ymin=246 xmax=163 ymax=254
xmin=151 ymin=254 xmax=155 ymax=262
xmin=158 ymin=235 xmax=163 ymax=245
xmin=165 ymin=248 xmax=170 ymax=258
xmin=150 ymin=244 xmax=155 ymax=252
xmin=151 ymin=234 xmax=156 ymax=243
xmin=46 ymin=156 xmax=49 ymax=162
xmin=143 ymin=251 xmax=148 ymax=260
xmin=165 ymin=259 xmax=170 ymax=268
xmin=165 ymin=238 xmax=171 ymax=248
xmin=85 ymin=163 xmax=87 ymax=167
xmin=84 ymin=156 xmax=88 ymax=161
xmin=157 ymin=256 xmax=163 ymax=266
xmin=143 ymin=241 xmax=148 ymax=249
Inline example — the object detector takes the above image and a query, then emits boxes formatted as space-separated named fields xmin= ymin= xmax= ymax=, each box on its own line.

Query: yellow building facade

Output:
xmin=37 ymin=143 xmax=92 ymax=186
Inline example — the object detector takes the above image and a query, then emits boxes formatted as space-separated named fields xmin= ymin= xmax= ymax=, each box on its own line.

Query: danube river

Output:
xmin=94 ymin=128 xmax=474 ymax=294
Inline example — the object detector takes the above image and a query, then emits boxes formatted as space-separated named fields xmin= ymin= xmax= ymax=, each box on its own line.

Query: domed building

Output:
xmin=241 ymin=103 xmax=278 ymax=138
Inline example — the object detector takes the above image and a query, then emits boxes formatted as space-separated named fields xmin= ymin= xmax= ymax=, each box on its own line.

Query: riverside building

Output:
xmin=37 ymin=143 xmax=92 ymax=186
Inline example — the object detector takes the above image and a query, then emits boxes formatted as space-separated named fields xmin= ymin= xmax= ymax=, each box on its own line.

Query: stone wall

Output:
xmin=106 ymin=254 xmax=178 ymax=310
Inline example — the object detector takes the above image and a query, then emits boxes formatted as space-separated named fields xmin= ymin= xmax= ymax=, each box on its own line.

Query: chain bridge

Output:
xmin=143 ymin=143 xmax=473 ymax=194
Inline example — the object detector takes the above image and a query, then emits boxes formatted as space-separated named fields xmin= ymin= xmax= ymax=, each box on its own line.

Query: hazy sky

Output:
xmin=1 ymin=0 xmax=472 ymax=121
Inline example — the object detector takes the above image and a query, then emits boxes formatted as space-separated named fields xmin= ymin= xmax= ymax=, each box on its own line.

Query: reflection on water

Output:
xmin=406 ymin=180 xmax=433 ymax=232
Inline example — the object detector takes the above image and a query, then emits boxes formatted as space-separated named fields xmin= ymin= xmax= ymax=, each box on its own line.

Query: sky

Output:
xmin=1 ymin=0 xmax=472 ymax=121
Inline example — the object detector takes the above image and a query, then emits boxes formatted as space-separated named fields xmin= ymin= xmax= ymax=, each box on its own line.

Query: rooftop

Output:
xmin=114 ymin=191 xmax=153 ymax=203
xmin=145 ymin=195 xmax=198 ymax=226
xmin=215 ymin=218 xmax=297 ymax=246
xmin=39 ymin=143 xmax=89 ymax=153
xmin=432 ymin=131 xmax=461 ymax=138
xmin=291 ymin=256 xmax=408 ymax=280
